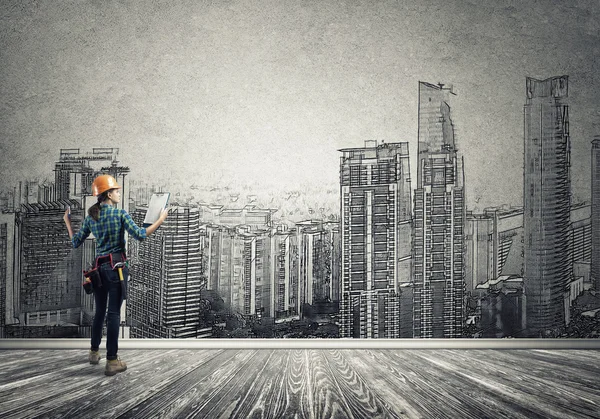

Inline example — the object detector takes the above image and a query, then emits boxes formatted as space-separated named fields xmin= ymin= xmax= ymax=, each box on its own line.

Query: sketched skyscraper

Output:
xmin=128 ymin=206 xmax=204 ymax=338
xmin=591 ymin=137 xmax=600 ymax=291
xmin=339 ymin=141 xmax=412 ymax=338
xmin=413 ymin=82 xmax=465 ymax=339
xmin=523 ymin=76 xmax=571 ymax=336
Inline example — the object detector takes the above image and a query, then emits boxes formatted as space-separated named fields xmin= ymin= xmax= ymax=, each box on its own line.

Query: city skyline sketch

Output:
xmin=1 ymin=0 xmax=599 ymax=340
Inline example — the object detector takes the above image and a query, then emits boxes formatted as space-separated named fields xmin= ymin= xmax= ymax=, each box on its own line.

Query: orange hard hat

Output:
xmin=92 ymin=174 xmax=121 ymax=196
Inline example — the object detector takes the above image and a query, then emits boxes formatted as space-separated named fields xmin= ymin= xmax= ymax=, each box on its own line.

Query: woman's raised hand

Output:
xmin=63 ymin=207 xmax=71 ymax=224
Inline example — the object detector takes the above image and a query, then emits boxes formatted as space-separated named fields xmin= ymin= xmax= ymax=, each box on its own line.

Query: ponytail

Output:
xmin=88 ymin=190 xmax=111 ymax=221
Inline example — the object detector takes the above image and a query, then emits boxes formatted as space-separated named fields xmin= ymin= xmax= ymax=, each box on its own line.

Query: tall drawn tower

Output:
xmin=590 ymin=137 xmax=600 ymax=292
xmin=339 ymin=141 xmax=412 ymax=338
xmin=523 ymin=76 xmax=571 ymax=336
xmin=413 ymin=82 xmax=466 ymax=338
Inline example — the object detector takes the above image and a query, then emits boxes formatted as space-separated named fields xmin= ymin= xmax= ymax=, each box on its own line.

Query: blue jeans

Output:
xmin=91 ymin=263 xmax=128 ymax=360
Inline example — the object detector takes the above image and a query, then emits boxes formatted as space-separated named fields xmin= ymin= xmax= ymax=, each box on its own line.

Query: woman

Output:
xmin=64 ymin=174 xmax=168 ymax=376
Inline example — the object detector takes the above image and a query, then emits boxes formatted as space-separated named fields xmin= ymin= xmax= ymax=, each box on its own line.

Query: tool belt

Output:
xmin=82 ymin=252 xmax=128 ymax=296
xmin=95 ymin=252 xmax=127 ymax=269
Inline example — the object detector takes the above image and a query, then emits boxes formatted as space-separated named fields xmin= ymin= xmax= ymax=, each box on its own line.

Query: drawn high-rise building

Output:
xmin=523 ymin=76 xmax=571 ymax=336
xmin=592 ymin=138 xmax=600 ymax=291
xmin=413 ymin=82 xmax=465 ymax=339
xmin=240 ymin=227 xmax=272 ymax=317
xmin=13 ymin=200 xmax=84 ymax=325
xmin=339 ymin=141 xmax=412 ymax=338
xmin=203 ymin=224 xmax=235 ymax=308
xmin=270 ymin=225 xmax=297 ymax=319
xmin=128 ymin=206 xmax=204 ymax=338
xmin=54 ymin=148 xmax=131 ymax=317
xmin=0 ymin=215 xmax=11 ymax=330
xmin=330 ymin=223 xmax=341 ymax=304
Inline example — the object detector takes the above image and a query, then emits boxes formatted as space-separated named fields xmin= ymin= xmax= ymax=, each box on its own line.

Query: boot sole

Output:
xmin=105 ymin=366 xmax=127 ymax=376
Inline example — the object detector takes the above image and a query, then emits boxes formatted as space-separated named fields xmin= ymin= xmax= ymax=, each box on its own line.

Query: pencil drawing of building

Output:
xmin=464 ymin=203 xmax=591 ymax=292
xmin=203 ymin=224 xmax=271 ymax=317
xmin=523 ymin=75 xmax=571 ymax=336
xmin=240 ymin=227 xmax=272 ymax=317
xmin=571 ymin=202 xmax=592 ymax=264
xmin=54 ymin=148 xmax=130 ymax=211
xmin=203 ymin=224 xmax=239 ymax=312
xmin=339 ymin=141 xmax=412 ymax=338
xmin=413 ymin=82 xmax=466 ymax=339
xmin=465 ymin=212 xmax=495 ymax=293
xmin=13 ymin=200 xmax=84 ymax=327
xmin=475 ymin=275 xmax=526 ymax=338
xmin=592 ymin=137 xmax=600 ymax=292
xmin=270 ymin=225 xmax=298 ymax=319
xmin=0 ymin=213 xmax=14 ymax=332
xmin=128 ymin=206 xmax=204 ymax=338
xmin=199 ymin=204 xmax=275 ymax=231
xmin=296 ymin=220 xmax=339 ymax=307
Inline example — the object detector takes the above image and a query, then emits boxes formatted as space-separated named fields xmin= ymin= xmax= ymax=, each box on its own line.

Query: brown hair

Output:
xmin=88 ymin=189 xmax=113 ymax=221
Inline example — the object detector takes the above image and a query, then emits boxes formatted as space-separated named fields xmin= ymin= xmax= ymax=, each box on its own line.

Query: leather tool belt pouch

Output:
xmin=82 ymin=267 xmax=101 ymax=294
xmin=105 ymin=252 xmax=128 ymax=300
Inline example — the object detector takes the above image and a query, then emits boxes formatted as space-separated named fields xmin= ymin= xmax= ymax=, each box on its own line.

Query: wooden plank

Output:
xmin=319 ymin=349 xmax=401 ymax=418
xmin=2 ymin=349 xmax=222 ymax=418
xmin=0 ymin=349 xmax=599 ymax=419
xmin=90 ymin=349 xmax=225 ymax=418
xmin=267 ymin=349 xmax=313 ymax=419
xmin=226 ymin=350 xmax=295 ymax=418
xmin=157 ymin=349 xmax=275 ymax=418
xmin=329 ymin=350 xmax=424 ymax=418
xmin=354 ymin=349 xmax=513 ymax=419
xmin=119 ymin=349 xmax=277 ymax=418
xmin=303 ymin=349 xmax=359 ymax=418
xmin=408 ymin=350 xmax=599 ymax=419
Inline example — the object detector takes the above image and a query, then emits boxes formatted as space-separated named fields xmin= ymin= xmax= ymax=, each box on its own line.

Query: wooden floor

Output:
xmin=0 ymin=349 xmax=599 ymax=419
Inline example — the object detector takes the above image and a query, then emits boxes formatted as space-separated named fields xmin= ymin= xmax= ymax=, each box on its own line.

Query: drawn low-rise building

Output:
xmin=199 ymin=204 xmax=275 ymax=231
xmin=465 ymin=202 xmax=591 ymax=291
xmin=475 ymin=276 xmax=526 ymax=338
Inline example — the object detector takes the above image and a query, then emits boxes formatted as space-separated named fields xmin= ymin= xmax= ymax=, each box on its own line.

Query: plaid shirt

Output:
xmin=72 ymin=204 xmax=147 ymax=256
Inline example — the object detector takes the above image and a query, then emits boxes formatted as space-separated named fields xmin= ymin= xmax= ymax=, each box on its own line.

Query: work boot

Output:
xmin=89 ymin=350 xmax=101 ymax=365
xmin=105 ymin=357 xmax=127 ymax=376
